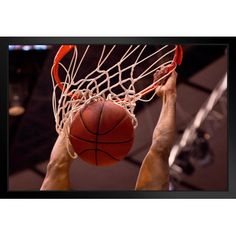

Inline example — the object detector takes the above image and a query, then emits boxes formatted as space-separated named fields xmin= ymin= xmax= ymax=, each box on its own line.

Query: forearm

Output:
xmin=152 ymin=91 xmax=176 ymax=156
xmin=40 ymin=135 xmax=73 ymax=191
xmin=40 ymin=158 xmax=71 ymax=191
xmin=135 ymin=150 xmax=169 ymax=190
xmin=135 ymin=92 xmax=176 ymax=190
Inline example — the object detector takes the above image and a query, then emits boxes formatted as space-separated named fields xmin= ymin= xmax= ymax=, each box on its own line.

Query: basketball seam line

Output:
xmin=70 ymin=134 xmax=134 ymax=144
xmin=99 ymin=112 xmax=128 ymax=135
xmin=79 ymin=102 xmax=105 ymax=165
xmin=79 ymin=108 xmax=96 ymax=135
xmin=79 ymin=104 xmax=130 ymax=136
xmin=96 ymin=101 xmax=105 ymax=165
xmin=76 ymin=148 xmax=120 ymax=162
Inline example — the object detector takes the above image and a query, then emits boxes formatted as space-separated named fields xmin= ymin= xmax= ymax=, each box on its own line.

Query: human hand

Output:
xmin=154 ymin=68 xmax=177 ymax=99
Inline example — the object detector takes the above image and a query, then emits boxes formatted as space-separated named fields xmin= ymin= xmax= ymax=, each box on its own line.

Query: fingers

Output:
xmin=155 ymin=70 xmax=177 ymax=98
xmin=153 ymin=67 xmax=169 ymax=84
xmin=153 ymin=66 xmax=178 ymax=88
xmin=165 ymin=71 xmax=177 ymax=87
xmin=154 ymin=68 xmax=177 ymax=86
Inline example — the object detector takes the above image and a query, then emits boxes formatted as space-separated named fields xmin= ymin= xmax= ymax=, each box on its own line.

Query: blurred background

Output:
xmin=8 ymin=44 xmax=227 ymax=191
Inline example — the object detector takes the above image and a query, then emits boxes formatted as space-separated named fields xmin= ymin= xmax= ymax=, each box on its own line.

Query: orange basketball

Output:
xmin=69 ymin=100 xmax=134 ymax=166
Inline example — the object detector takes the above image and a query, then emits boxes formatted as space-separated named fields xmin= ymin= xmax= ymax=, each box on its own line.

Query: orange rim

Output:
xmin=52 ymin=44 xmax=183 ymax=100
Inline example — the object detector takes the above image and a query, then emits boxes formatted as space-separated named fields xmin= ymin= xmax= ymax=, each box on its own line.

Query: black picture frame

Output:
xmin=1 ymin=37 xmax=235 ymax=198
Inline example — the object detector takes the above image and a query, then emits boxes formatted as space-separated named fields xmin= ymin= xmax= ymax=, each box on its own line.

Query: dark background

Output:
xmin=8 ymin=44 xmax=227 ymax=191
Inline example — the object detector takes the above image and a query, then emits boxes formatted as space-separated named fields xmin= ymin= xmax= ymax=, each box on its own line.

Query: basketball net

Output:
xmin=51 ymin=44 xmax=183 ymax=158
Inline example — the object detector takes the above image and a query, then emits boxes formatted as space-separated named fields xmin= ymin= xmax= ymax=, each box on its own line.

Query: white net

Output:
xmin=51 ymin=44 xmax=179 ymax=158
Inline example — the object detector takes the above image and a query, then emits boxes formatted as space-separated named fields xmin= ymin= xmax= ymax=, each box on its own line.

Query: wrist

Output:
xmin=162 ymin=91 xmax=176 ymax=105
xmin=165 ymin=89 xmax=176 ymax=98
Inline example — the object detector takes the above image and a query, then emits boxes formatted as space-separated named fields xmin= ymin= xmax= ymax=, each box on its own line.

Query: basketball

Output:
xmin=69 ymin=100 xmax=134 ymax=166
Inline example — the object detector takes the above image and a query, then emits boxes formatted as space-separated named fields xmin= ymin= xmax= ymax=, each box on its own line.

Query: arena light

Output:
xmin=9 ymin=45 xmax=51 ymax=51
xmin=9 ymin=84 xmax=25 ymax=116
xmin=22 ymin=45 xmax=31 ymax=51
xmin=9 ymin=95 xmax=25 ymax=116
